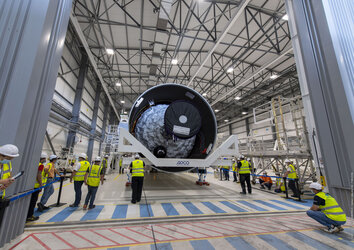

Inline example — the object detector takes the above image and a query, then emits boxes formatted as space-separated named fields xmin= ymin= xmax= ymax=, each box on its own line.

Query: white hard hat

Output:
xmin=94 ymin=156 xmax=101 ymax=161
xmin=0 ymin=144 xmax=19 ymax=157
xmin=79 ymin=153 xmax=87 ymax=159
xmin=309 ymin=182 xmax=322 ymax=190
xmin=49 ymin=154 xmax=58 ymax=160
xmin=240 ymin=155 xmax=245 ymax=159
xmin=135 ymin=154 xmax=140 ymax=159
xmin=40 ymin=152 xmax=47 ymax=159
xmin=232 ymin=158 xmax=236 ymax=162
xmin=105 ymin=154 xmax=109 ymax=157
xmin=285 ymin=159 xmax=292 ymax=163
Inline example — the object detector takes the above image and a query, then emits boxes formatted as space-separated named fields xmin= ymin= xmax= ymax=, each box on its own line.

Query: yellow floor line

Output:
xmin=114 ymin=173 xmax=121 ymax=180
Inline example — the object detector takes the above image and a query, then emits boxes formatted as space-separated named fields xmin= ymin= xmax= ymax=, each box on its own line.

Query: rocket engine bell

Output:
xmin=129 ymin=84 xmax=217 ymax=172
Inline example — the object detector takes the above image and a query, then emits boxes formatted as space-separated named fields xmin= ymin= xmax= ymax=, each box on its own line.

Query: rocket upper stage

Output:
xmin=128 ymin=84 xmax=217 ymax=171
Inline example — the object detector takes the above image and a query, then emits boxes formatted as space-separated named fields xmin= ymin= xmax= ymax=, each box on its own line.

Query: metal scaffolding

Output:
xmin=239 ymin=96 xmax=317 ymax=190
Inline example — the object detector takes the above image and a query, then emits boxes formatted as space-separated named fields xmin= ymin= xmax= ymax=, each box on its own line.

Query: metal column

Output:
xmin=245 ymin=117 xmax=250 ymax=136
xmin=285 ymin=0 xmax=354 ymax=214
xmin=0 ymin=0 xmax=71 ymax=246
xmin=66 ymin=49 xmax=88 ymax=151
xmin=99 ymin=98 xmax=109 ymax=155
xmin=87 ymin=84 xmax=102 ymax=162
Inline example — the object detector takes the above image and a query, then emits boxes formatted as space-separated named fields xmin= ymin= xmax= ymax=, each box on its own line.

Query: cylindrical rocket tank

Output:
xmin=129 ymin=83 xmax=217 ymax=172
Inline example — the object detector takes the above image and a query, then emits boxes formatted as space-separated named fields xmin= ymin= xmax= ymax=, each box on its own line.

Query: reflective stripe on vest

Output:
xmin=288 ymin=164 xmax=298 ymax=179
xmin=74 ymin=161 xmax=90 ymax=181
xmin=0 ymin=162 xmax=12 ymax=198
xmin=316 ymin=192 xmax=346 ymax=222
xmin=87 ymin=164 xmax=102 ymax=187
xmin=132 ymin=160 xmax=144 ymax=177
xmin=34 ymin=162 xmax=43 ymax=188
xmin=239 ymin=160 xmax=251 ymax=174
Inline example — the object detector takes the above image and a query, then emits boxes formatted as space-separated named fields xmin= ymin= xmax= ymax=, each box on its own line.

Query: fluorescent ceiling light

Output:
xmin=282 ymin=14 xmax=289 ymax=21
xmin=124 ymin=111 xmax=127 ymax=114
xmin=115 ymin=82 xmax=121 ymax=87
xmin=120 ymin=100 xmax=125 ymax=104
xmin=215 ymin=109 xmax=219 ymax=112
xmin=242 ymin=111 xmax=248 ymax=115
xmin=106 ymin=48 xmax=114 ymax=55
xmin=171 ymin=59 xmax=178 ymax=65
xmin=227 ymin=67 xmax=234 ymax=73
xmin=270 ymin=74 xmax=278 ymax=79
xmin=224 ymin=119 xmax=229 ymax=122
xmin=235 ymin=96 xmax=241 ymax=100
xmin=202 ymin=93 xmax=207 ymax=96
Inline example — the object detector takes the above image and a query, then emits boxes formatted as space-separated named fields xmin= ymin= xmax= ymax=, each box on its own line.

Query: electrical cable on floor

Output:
xmin=142 ymin=186 xmax=158 ymax=250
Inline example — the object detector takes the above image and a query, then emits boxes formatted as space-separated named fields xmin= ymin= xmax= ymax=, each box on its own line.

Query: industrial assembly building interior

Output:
xmin=0 ymin=0 xmax=353 ymax=249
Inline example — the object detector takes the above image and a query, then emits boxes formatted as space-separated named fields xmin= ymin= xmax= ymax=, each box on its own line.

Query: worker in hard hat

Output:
xmin=70 ymin=153 xmax=90 ymax=207
xmin=232 ymin=158 xmax=238 ymax=182
xmin=0 ymin=144 xmax=20 ymax=198
xmin=307 ymin=182 xmax=346 ymax=233
xmin=237 ymin=155 xmax=252 ymax=194
xmin=223 ymin=158 xmax=230 ymax=181
xmin=119 ymin=156 xmax=123 ymax=174
xmin=38 ymin=154 xmax=62 ymax=211
xmin=129 ymin=154 xmax=145 ymax=204
xmin=83 ymin=156 xmax=105 ymax=210
xmin=283 ymin=159 xmax=300 ymax=198
xmin=27 ymin=152 xmax=47 ymax=221
xmin=274 ymin=173 xmax=285 ymax=193
xmin=102 ymin=155 xmax=108 ymax=173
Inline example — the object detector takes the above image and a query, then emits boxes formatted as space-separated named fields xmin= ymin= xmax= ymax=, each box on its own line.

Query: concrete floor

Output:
xmin=4 ymin=168 xmax=354 ymax=249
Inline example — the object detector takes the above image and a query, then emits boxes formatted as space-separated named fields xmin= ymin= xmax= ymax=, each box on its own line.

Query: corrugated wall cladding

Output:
xmin=0 ymin=0 xmax=72 ymax=247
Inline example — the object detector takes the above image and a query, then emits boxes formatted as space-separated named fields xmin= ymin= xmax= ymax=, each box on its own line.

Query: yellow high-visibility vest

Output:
xmin=87 ymin=164 xmax=103 ymax=187
xmin=34 ymin=162 xmax=43 ymax=188
xmin=316 ymin=192 xmax=346 ymax=222
xmin=0 ymin=162 xmax=12 ymax=198
xmin=102 ymin=159 xmax=108 ymax=169
xmin=288 ymin=164 xmax=298 ymax=179
xmin=232 ymin=163 xmax=237 ymax=172
xmin=131 ymin=160 xmax=144 ymax=177
xmin=73 ymin=160 xmax=90 ymax=181
xmin=239 ymin=160 xmax=251 ymax=174
xmin=42 ymin=162 xmax=53 ymax=186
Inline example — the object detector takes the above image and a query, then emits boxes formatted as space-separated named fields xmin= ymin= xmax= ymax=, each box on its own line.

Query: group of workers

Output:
xmin=219 ymin=155 xmax=253 ymax=194
xmin=0 ymin=143 xmax=347 ymax=233
xmin=219 ymin=157 xmax=301 ymax=198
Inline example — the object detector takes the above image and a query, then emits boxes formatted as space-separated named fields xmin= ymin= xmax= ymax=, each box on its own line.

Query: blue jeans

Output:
xmin=40 ymin=178 xmax=54 ymax=205
xmin=307 ymin=210 xmax=346 ymax=228
xmin=84 ymin=185 xmax=98 ymax=208
xmin=73 ymin=181 xmax=84 ymax=206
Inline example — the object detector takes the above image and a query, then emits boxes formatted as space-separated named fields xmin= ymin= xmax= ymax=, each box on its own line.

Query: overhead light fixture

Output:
xmin=120 ymin=100 xmax=125 ymax=104
xmin=124 ymin=111 xmax=127 ymax=114
xmin=215 ymin=109 xmax=219 ymax=113
xmin=270 ymin=74 xmax=278 ymax=79
xmin=235 ymin=96 xmax=241 ymax=100
xmin=282 ymin=14 xmax=289 ymax=21
xmin=227 ymin=67 xmax=234 ymax=73
xmin=202 ymin=93 xmax=207 ymax=96
xmin=115 ymin=82 xmax=121 ymax=87
xmin=224 ymin=119 xmax=229 ymax=122
xmin=171 ymin=59 xmax=178 ymax=65
xmin=242 ymin=111 xmax=248 ymax=115
xmin=106 ymin=48 xmax=114 ymax=55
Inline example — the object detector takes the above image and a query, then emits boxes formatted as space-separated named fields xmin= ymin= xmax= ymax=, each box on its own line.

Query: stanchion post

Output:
xmin=295 ymin=178 xmax=302 ymax=201
xmin=283 ymin=177 xmax=289 ymax=199
xmin=52 ymin=169 xmax=67 ymax=207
